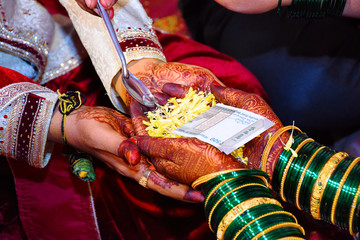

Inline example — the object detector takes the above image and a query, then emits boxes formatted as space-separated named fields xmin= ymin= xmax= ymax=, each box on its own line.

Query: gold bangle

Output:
xmin=204 ymin=178 xmax=234 ymax=209
xmin=279 ymin=138 xmax=314 ymax=201
xmin=349 ymin=182 xmax=360 ymax=236
xmin=310 ymin=152 xmax=347 ymax=220
xmin=251 ymin=222 xmax=305 ymax=240
xmin=331 ymin=157 xmax=360 ymax=225
xmin=191 ymin=169 xmax=245 ymax=189
xmin=231 ymin=211 xmax=297 ymax=240
xmin=260 ymin=126 xmax=302 ymax=175
xmin=295 ymin=146 xmax=325 ymax=210
xmin=208 ymin=183 xmax=268 ymax=232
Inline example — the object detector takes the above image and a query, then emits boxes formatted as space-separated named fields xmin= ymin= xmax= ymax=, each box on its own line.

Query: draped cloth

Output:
xmin=0 ymin=27 xmax=267 ymax=239
xmin=0 ymin=0 xmax=355 ymax=239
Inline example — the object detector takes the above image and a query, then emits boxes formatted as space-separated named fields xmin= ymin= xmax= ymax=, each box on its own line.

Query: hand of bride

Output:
xmin=130 ymin=101 xmax=246 ymax=186
xmin=162 ymin=83 xmax=287 ymax=176
xmin=115 ymin=58 xmax=223 ymax=105
xmin=48 ymin=105 xmax=203 ymax=202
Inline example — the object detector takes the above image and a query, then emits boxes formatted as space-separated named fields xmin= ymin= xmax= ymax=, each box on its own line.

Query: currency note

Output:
xmin=173 ymin=104 xmax=274 ymax=154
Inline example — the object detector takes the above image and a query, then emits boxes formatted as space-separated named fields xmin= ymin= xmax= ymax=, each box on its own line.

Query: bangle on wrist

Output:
xmin=57 ymin=90 xmax=86 ymax=144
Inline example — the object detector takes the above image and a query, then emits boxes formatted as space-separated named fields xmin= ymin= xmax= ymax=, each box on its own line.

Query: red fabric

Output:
xmin=0 ymin=1 xmax=351 ymax=239
xmin=0 ymin=66 xmax=35 ymax=88
xmin=158 ymin=32 xmax=270 ymax=102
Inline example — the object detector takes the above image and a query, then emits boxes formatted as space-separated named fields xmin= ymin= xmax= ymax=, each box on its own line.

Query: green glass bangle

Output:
xmin=224 ymin=204 xmax=284 ymax=240
xmin=299 ymin=147 xmax=335 ymax=212
xmin=205 ymin=176 xmax=253 ymax=211
xmin=335 ymin=163 xmax=360 ymax=229
xmin=209 ymin=184 xmax=269 ymax=227
xmin=350 ymin=186 xmax=360 ymax=234
xmin=236 ymin=213 xmax=298 ymax=240
xmin=286 ymin=141 xmax=323 ymax=205
xmin=288 ymin=0 xmax=347 ymax=18
xmin=207 ymin=185 xmax=271 ymax=231
xmin=272 ymin=133 xmax=309 ymax=194
xmin=320 ymin=156 xmax=354 ymax=222
xmin=277 ymin=0 xmax=282 ymax=14
xmin=205 ymin=176 xmax=266 ymax=214
xmin=284 ymin=141 xmax=322 ymax=204
xmin=257 ymin=226 xmax=305 ymax=240
xmin=210 ymin=186 xmax=272 ymax=231
xmin=201 ymin=169 xmax=269 ymax=196
xmin=298 ymin=146 xmax=331 ymax=209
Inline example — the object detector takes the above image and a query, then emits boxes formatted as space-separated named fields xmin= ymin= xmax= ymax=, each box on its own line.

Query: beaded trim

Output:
xmin=0 ymin=2 xmax=49 ymax=83
xmin=0 ymin=83 xmax=57 ymax=167
xmin=0 ymin=82 xmax=53 ymax=112
xmin=118 ymin=28 xmax=166 ymax=63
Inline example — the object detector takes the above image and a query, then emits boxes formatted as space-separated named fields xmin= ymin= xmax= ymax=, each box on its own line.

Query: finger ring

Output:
xmin=138 ymin=169 xmax=152 ymax=188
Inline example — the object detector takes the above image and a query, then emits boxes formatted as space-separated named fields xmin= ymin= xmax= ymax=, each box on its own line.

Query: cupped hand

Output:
xmin=48 ymin=105 xmax=203 ymax=202
xmin=122 ymin=59 xmax=223 ymax=101
xmin=130 ymin=101 xmax=246 ymax=186
xmin=162 ymin=83 xmax=287 ymax=176
xmin=75 ymin=0 xmax=115 ymax=18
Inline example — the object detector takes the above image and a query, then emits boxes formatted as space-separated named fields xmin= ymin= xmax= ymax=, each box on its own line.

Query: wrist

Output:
xmin=48 ymin=104 xmax=63 ymax=144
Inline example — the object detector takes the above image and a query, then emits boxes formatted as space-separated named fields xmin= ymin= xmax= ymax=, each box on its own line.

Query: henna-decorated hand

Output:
xmin=75 ymin=0 xmax=115 ymax=18
xmin=116 ymin=59 xmax=223 ymax=106
xmin=162 ymin=83 xmax=287 ymax=177
xmin=48 ymin=105 xmax=203 ymax=202
xmin=130 ymin=101 xmax=246 ymax=186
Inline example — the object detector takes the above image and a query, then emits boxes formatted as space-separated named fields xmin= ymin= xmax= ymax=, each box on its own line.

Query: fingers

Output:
xmin=129 ymin=102 xmax=149 ymax=136
xmin=85 ymin=0 xmax=115 ymax=9
xmin=146 ymin=170 xmax=204 ymax=203
xmin=77 ymin=0 xmax=114 ymax=18
xmin=117 ymin=139 xmax=141 ymax=165
xmin=210 ymin=83 xmax=244 ymax=107
xmin=132 ymin=136 xmax=176 ymax=159
xmin=162 ymin=83 xmax=190 ymax=98
xmin=153 ymin=92 xmax=171 ymax=106
xmin=93 ymin=151 xmax=204 ymax=202
xmin=85 ymin=0 xmax=97 ymax=9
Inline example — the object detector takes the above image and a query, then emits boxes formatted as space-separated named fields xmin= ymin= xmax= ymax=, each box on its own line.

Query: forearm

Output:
xmin=343 ymin=0 xmax=360 ymax=18
xmin=60 ymin=0 xmax=166 ymax=110
xmin=267 ymin=126 xmax=360 ymax=236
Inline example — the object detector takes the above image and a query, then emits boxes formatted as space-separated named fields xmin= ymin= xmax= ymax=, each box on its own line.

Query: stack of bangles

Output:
xmin=277 ymin=0 xmax=347 ymax=18
xmin=264 ymin=126 xmax=360 ymax=236
xmin=192 ymin=169 xmax=305 ymax=239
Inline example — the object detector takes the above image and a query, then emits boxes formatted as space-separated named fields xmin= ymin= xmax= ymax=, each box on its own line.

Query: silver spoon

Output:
xmin=96 ymin=1 xmax=157 ymax=108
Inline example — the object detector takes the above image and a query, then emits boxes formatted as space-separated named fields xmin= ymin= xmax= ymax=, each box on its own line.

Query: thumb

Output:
xmin=118 ymin=139 xmax=141 ymax=165
xmin=210 ymin=83 xmax=251 ymax=108
xmin=162 ymin=83 xmax=190 ymax=99
xmin=129 ymin=102 xmax=150 ymax=136
xmin=131 ymin=136 xmax=177 ymax=160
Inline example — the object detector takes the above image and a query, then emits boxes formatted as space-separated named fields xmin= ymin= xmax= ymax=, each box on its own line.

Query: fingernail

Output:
xmin=129 ymin=138 xmax=137 ymax=144
xmin=153 ymin=92 xmax=170 ymax=106
xmin=212 ymin=81 xmax=221 ymax=86
xmin=184 ymin=189 xmax=205 ymax=203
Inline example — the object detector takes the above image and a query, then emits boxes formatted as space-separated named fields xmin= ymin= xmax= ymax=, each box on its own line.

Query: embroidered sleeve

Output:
xmin=59 ymin=0 xmax=166 ymax=111
xmin=0 ymin=82 xmax=58 ymax=168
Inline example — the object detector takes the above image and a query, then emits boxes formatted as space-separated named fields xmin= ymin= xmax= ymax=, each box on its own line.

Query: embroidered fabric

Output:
xmin=60 ymin=0 xmax=166 ymax=111
xmin=0 ymin=82 xmax=58 ymax=167
xmin=0 ymin=0 xmax=86 ymax=84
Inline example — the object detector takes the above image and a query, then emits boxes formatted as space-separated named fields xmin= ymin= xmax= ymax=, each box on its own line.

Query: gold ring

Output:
xmin=138 ymin=169 xmax=152 ymax=188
